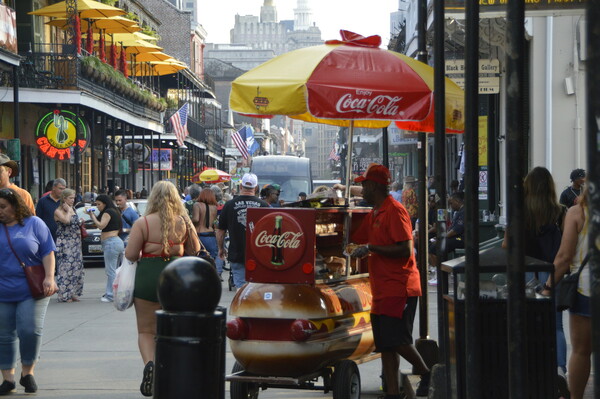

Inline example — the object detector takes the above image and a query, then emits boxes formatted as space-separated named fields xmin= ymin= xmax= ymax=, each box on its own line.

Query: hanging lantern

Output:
xmin=99 ymin=31 xmax=105 ymax=62
xmin=120 ymin=45 xmax=128 ymax=78
xmin=85 ymin=23 xmax=93 ymax=54
xmin=110 ymin=42 xmax=117 ymax=69
xmin=74 ymin=16 xmax=81 ymax=55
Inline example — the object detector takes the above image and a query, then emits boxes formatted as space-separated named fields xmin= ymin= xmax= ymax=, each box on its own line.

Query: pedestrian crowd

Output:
xmin=0 ymin=148 xmax=593 ymax=398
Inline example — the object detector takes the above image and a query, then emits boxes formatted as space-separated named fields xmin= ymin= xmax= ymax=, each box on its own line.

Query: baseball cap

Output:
xmin=266 ymin=184 xmax=281 ymax=193
xmin=0 ymin=153 xmax=18 ymax=177
xmin=241 ymin=173 xmax=258 ymax=188
xmin=354 ymin=163 xmax=391 ymax=186
xmin=570 ymin=168 xmax=585 ymax=181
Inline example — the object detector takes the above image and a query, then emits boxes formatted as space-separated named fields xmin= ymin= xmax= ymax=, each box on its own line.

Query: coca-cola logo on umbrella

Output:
xmin=250 ymin=212 xmax=306 ymax=271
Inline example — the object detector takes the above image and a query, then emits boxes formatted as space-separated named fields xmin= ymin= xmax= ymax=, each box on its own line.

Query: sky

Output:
xmin=197 ymin=0 xmax=401 ymax=45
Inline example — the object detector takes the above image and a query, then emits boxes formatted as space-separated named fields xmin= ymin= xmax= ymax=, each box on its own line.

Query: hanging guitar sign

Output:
xmin=35 ymin=110 xmax=89 ymax=161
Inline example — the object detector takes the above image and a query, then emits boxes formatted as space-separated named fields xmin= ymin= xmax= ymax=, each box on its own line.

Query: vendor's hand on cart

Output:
xmin=346 ymin=243 xmax=369 ymax=258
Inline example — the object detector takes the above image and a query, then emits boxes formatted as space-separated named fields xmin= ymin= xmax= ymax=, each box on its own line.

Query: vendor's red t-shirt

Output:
xmin=352 ymin=195 xmax=422 ymax=317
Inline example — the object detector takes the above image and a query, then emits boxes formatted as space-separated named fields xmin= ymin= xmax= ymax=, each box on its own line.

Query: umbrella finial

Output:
xmin=325 ymin=30 xmax=381 ymax=48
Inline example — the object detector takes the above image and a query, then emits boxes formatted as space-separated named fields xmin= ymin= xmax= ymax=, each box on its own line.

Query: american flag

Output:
xmin=232 ymin=125 xmax=251 ymax=159
xmin=169 ymin=103 xmax=189 ymax=147
xmin=328 ymin=143 xmax=340 ymax=161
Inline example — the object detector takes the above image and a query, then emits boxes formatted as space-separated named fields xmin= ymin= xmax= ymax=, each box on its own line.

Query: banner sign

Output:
xmin=446 ymin=0 xmax=586 ymax=16
xmin=141 ymin=148 xmax=172 ymax=171
xmin=35 ymin=110 xmax=89 ymax=161
xmin=0 ymin=5 xmax=17 ymax=54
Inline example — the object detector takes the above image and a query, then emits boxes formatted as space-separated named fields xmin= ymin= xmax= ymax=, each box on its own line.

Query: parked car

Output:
xmin=76 ymin=205 xmax=103 ymax=265
xmin=130 ymin=199 xmax=148 ymax=216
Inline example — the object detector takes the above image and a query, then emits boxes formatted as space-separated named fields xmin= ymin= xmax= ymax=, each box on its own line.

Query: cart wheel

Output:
xmin=332 ymin=360 xmax=361 ymax=399
xmin=230 ymin=361 xmax=259 ymax=399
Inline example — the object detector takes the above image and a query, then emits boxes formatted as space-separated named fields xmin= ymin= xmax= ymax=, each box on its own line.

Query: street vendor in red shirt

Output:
xmin=348 ymin=163 xmax=430 ymax=398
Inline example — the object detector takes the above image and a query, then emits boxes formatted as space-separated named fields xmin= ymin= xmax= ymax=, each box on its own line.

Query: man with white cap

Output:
xmin=217 ymin=173 xmax=269 ymax=289
xmin=0 ymin=153 xmax=35 ymax=214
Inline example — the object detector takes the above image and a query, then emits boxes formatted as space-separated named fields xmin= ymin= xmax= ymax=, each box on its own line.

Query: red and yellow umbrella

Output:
xmin=193 ymin=169 xmax=231 ymax=184
xmin=230 ymin=30 xmax=464 ymax=133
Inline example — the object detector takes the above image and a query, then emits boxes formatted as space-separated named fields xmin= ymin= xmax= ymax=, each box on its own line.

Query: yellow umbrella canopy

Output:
xmin=29 ymin=0 xmax=126 ymax=19
xmin=129 ymin=59 xmax=187 ymax=76
xmin=46 ymin=16 xmax=140 ymax=34
xmin=135 ymin=52 xmax=173 ymax=62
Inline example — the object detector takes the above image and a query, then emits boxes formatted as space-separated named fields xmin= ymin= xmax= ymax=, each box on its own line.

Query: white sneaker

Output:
xmin=100 ymin=295 xmax=113 ymax=303
xmin=428 ymin=278 xmax=438 ymax=286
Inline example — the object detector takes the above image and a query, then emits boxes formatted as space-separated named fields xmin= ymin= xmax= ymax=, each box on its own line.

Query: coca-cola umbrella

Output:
xmin=230 ymin=30 xmax=465 ymax=192
xmin=193 ymin=169 xmax=232 ymax=184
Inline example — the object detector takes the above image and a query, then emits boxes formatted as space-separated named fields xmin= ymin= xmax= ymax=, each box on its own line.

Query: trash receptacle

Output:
xmin=441 ymin=247 xmax=557 ymax=399
xmin=154 ymin=256 xmax=226 ymax=399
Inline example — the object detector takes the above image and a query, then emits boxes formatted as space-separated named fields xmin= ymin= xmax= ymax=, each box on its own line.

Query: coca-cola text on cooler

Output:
xmin=335 ymin=93 xmax=403 ymax=116
xmin=255 ymin=230 xmax=303 ymax=249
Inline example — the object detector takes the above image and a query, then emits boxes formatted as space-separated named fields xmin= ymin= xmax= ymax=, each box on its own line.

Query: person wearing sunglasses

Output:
xmin=0 ymin=188 xmax=57 ymax=395
xmin=0 ymin=154 xmax=34 ymax=215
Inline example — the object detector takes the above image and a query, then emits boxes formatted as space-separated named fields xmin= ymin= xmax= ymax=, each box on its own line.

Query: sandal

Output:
xmin=140 ymin=361 xmax=154 ymax=397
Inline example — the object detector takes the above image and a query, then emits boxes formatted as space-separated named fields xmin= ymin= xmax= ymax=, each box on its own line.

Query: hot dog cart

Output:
xmin=225 ymin=204 xmax=379 ymax=399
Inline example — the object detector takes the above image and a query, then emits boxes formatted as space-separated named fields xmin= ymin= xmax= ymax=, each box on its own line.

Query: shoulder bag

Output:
xmin=80 ymin=223 xmax=89 ymax=238
xmin=4 ymin=225 xmax=46 ymax=299
xmin=556 ymin=253 xmax=590 ymax=312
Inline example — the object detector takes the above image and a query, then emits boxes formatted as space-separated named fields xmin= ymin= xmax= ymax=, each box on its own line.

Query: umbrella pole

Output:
xmin=344 ymin=121 xmax=354 ymax=205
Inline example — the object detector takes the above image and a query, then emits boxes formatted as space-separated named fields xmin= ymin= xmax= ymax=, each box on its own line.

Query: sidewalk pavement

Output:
xmin=14 ymin=267 xmax=595 ymax=398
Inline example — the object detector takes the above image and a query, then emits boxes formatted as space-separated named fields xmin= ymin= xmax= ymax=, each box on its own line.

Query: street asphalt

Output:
xmin=10 ymin=265 xmax=594 ymax=398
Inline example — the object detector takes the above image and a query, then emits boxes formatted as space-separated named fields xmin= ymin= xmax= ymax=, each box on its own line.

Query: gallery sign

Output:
xmin=35 ymin=110 xmax=89 ymax=160
xmin=445 ymin=59 xmax=500 ymax=94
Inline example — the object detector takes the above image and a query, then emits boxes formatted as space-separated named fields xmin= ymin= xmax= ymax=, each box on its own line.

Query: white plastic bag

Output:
xmin=112 ymin=258 xmax=137 ymax=311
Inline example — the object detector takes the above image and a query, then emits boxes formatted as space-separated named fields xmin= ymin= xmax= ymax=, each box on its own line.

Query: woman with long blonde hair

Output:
xmin=125 ymin=181 xmax=200 ymax=397
xmin=544 ymin=187 xmax=591 ymax=399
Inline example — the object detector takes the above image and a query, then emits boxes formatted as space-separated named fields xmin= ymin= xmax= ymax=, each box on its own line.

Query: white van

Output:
xmin=250 ymin=155 xmax=313 ymax=203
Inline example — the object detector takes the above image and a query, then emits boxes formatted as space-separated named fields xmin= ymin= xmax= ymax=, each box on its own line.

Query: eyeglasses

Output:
xmin=0 ymin=188 xmax=14 ymax=196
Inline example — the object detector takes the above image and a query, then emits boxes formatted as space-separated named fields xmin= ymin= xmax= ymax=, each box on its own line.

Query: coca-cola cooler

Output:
xmin=245 ymin=208 xmax=316 ymax=284
xmin=245 ymin=207 xmax=371 ymax=284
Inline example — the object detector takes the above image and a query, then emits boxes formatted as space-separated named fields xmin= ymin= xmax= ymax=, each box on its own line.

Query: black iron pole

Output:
xmin=12 ymin=65 xmax=20 ymax=186
xmin=433 ymin=0 xmax=448 ymax=380
xmin=464 ymin=0 xmax=481 ymax=398
xmin=382 ymin=127 xmax=389 ymax=169
xmin=505 ymin=0 xmax=526 ymax=398
xmin=416 ymin=0 xmax=429 ymax=345
xmin=101 ymin=115 xmax=106 ymax=191
xmin=75 ymin=105 xmax=80 ymax=196
xmin=111 ymin=118 xmax=116 ymax=194
xmin=142 ymin=129 xmax=146 ymax=191
xmin=131 ymin=126 xmax=136 ymax=194
xmin=586 ymin=0 xmax=600 ymax=395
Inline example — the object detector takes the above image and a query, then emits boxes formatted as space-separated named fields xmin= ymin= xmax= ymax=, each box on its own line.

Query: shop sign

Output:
xmin=445 ymin=59 xmax=500 ymax=94
xmin=118 ymin=159 xmax=129 ymax=175
xmin=35 ymin=110 xmax=89 ymax=161
xmin=140 ymin=148 xmax=172 ymax=171
xmin=250 ymin=212 xmax=306 ymax=271
xmin=446 ymin=0 xmax=586 ymax=17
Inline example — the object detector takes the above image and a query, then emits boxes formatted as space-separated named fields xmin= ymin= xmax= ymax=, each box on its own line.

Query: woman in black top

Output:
xmin=87 ymin=194 xmax=124 ymax=303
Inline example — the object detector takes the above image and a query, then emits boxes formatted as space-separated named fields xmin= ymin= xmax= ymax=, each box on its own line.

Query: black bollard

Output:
xmin=154 ymin=257 xmax=225 ymax=399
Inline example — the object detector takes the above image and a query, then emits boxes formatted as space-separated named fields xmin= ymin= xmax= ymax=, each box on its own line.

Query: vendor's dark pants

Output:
xmin=371 ymin=297 xmax=418 ymax=352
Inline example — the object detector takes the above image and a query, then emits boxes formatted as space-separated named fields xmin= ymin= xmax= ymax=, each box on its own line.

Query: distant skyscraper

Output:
xmin=230 ymin=0 xmax=322 ymax=55
xmin=293 ymin=0 xmax=312 ymax=31
xmin=261 ymin=0 xmax=277 ymax=23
